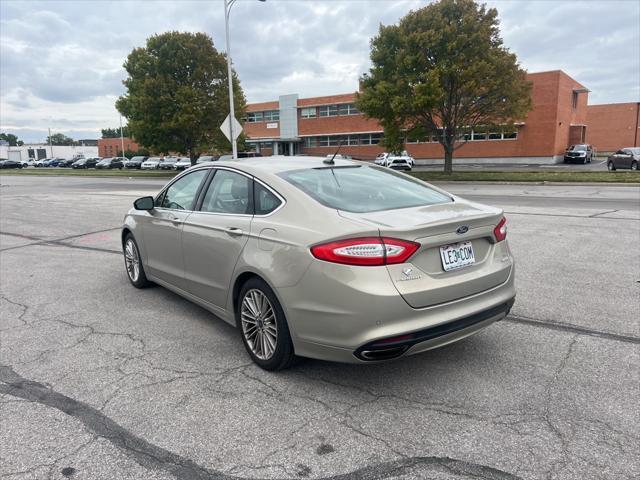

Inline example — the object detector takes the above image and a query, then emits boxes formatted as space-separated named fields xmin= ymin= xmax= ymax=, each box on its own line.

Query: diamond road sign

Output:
xmin=220 ymin=114 xmax=243 ymax=142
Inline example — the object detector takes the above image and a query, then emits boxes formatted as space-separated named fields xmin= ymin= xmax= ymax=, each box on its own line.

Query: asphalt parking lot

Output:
xmin=1 ymin=175 xmax=638 ymax=480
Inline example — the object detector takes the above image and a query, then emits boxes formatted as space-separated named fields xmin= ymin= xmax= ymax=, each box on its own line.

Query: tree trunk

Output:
xmin=443 ymin=144 xmax=454 ymax=174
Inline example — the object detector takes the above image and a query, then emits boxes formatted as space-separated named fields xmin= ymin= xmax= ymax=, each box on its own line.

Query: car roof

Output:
xmin=206 ymin=155 xmax=362 ymax=175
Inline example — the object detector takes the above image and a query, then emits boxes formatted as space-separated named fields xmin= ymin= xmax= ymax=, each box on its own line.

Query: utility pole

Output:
xmin=120 ymin=115 xmax=126 ymax=158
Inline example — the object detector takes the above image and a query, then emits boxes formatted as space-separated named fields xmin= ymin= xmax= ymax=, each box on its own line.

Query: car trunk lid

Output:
xmin=339 ymin=199 xmax=511 ymax=308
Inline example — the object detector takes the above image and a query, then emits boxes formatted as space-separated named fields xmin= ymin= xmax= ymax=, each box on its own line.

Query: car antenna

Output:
xmin=323 ymin=139 xmax=343 ymax=165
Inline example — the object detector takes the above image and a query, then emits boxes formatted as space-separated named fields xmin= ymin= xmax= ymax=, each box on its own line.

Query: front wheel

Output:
xmin=237 ymin=278 xmax=295 ymax=371
xmin=607 ymin=161 xmax=616 ymax=171
xmin=123 ymin=234 xmax=151 ymax=288
xmin=631 ymin=161 xmax=638 ymax=171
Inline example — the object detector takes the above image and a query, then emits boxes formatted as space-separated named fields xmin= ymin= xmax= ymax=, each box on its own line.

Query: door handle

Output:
xmin=169 ymin=216 xmax=183 ymax=225
xmin=224 ymin=227 xmax=244 ymax=236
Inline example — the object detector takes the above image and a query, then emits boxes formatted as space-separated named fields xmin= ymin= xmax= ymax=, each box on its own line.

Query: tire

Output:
xmin=607 ymin=161 xmax=616 ymax=171
xmin=237 ymin=277 xmax=295 ymax=371
xmin=123 ymin=233 xmax=151 ymax=288
xmin=632 ymin=161 xmax=638 ymax=171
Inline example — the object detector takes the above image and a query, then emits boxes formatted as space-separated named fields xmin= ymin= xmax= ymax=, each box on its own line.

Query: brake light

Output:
xmin=311 ymin=237 xmax=420 ymax=266
xmin=493 ymin=217 xmax=507 ymax=242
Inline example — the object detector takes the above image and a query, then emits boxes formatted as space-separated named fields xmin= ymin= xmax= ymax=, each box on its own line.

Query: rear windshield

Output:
xmin=279 ymin=165 xmax=452 ymax=213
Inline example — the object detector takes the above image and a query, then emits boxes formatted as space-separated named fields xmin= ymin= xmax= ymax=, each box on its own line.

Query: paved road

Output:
xmin=1 ymin=175 xmax=638 ymax=480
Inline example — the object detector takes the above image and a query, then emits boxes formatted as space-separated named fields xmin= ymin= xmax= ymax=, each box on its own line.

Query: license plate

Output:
xmin=440 ymin=241 xmax=475 ymax=271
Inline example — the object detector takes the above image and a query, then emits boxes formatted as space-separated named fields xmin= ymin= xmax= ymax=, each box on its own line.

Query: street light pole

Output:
xmin=119 ymin=115 xmax=125 ymax=159
xmin=223 ymin=0 xmax=265 ymax=160
xmin=223 ymin=0 xmax=238 ymax=160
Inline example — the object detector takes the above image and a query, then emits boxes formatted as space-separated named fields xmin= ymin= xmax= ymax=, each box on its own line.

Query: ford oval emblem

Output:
xmin=456 ymin=225 xmax=469 ymax=235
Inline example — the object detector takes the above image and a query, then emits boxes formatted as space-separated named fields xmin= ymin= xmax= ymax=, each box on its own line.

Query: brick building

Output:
xmin=244 ymin=70 xmax=632 ymax=164
xmin=98 ymin=137 xmax=140 ymax=157
xmin=587 ymin=102 xmax=640 ymax=152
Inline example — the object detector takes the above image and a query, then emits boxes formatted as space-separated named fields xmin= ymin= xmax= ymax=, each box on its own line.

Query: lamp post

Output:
xmin=223 ymin=0 xmax=265 ymax=159
xmin=119 ymin=115 xmax=125 ymax=159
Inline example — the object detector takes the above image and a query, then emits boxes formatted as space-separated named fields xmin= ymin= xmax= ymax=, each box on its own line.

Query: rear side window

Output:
xmin=254 ymin=182 xmax=282 ymax=215
xmin=279 ymin=165 xmax=451 ymax=213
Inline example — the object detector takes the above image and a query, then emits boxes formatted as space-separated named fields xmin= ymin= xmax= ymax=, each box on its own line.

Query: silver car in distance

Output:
xmin=122 ymin=156 xmax=515 ymax=370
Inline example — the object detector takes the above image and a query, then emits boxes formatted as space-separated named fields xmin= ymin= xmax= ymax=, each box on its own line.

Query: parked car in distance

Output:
xmin=174 ymin=157 xmax=192 ymax=171
xmin=0 ymin=159 xmax=23 ymax=169
xmin=159 ymin=156 xmax=179 ymax=170
xmin=122 ymin=156 xmax=514 ymax=370
xmin=385 ymin=156 xmax=413 ymax=171
xmin=43 ymin=157 xmax=62 ymax=167
xmin=196 ymin=155 xmax=218 ymax=164
xmin=35 ymin=158 xmax=50 ymax=167
xmin=57 ymin=158 xmax=76 ymax=167
xmin=124 ymin=156 xmax=147 ymax=169
xmin=217 ymin=152 xmax=263 ymax=162
xmin=96 ymin=157 xmax=124 ymax=169
xmin=607 ymin=148 xmax=639 ymax=171
xmin=141 ymin=157 xmax=162 ymax=170
xmin=375 ymin=153 xmax=389 ymax=165
xmin=564 ymin=144 xmax=593 ymax=164
xmin=71 ymin=157 xmax=99 ymax=169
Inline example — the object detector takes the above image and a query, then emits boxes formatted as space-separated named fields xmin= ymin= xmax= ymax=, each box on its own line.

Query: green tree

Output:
xmin=116 ymin=31 xmax=246 ymax=162
xmin=47 ymin=133 xmax=76 ymax=146
xmin=0 ymin=133 xmax=23 ymax=146
xmin=101 ymin=127 xmax=131 ymax=138
xmin=357 ymin=0 xmax=532 ymax=173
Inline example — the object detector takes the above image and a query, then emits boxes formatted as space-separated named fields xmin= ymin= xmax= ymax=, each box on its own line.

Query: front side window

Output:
xmin=200 ymin=170 xmax=252 ymax=215
xmin=279 ymin=165 xmax=452 ymax=213
xmin=158 ymin=169 xmax=208 ymax=210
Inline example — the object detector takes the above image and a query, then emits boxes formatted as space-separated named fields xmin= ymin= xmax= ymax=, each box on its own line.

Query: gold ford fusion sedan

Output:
xmin=122 ymin=156 xmax=515 ymax=370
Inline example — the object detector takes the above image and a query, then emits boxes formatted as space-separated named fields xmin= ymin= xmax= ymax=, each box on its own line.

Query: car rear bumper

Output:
xmin=278 ymin=255 xmax=515 ymax=363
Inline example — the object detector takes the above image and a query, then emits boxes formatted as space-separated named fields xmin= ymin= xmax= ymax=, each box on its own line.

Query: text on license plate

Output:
xmin=439 ymin=241 xmax=475 ymax=271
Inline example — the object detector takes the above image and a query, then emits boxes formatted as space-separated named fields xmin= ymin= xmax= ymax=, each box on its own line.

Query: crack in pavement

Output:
xmin=0 ymin=365 xmax=523 ymax=480
xmin=0 ymin=228 xmax=121 ymax=254
xmin=505 ymin=314 xmax=640 ymax=344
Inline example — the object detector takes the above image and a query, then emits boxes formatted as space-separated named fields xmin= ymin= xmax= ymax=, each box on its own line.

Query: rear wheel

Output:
xmin=631 ymin=161 xmax=638 ymax=171
xmin=123 ymin=234 xmax=151 ymax=288
xmin=237 ymin=278 xmax=295 ymax=371
xmin=607 ymin=161 xmax=616 ymax=171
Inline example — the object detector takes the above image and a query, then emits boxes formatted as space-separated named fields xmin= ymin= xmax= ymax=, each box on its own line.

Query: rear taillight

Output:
xmin=493 ymin=217 xmax=507 ymax=242
xmin=311 ymin=237 xmax=420 ymax=266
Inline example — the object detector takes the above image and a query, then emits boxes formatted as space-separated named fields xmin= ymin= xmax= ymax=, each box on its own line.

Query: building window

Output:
xmin=346 ymin=135 xmax=359 ymax=146
xmin=572 ymin=91 xmax=578 ymax=110
xmin=319 ymin=105 xmax=339 ymax=117
xmin=300 ymin=107 xmax=316 ymax=119
xmin=488 ymin=132 xmax=502 ymax=140
xmin=359 ymin=133 xmax=383 ymax=145
xmin=304 ymin=137 xmax=317 ymax=147
xmin=264 ymin=110 xmax=279 ymax=121
xmin=472 ymin=131 xmax=487 ymax=141
xmin=247 ymin=112 xmax=263 ymax=123
xmin=502 ymin=130 xmax=517 ymax=140
xmin=338 ymin=103 xmax=360 ymax=115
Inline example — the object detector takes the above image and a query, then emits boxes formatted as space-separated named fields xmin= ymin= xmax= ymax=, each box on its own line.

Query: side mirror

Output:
xmin=134 ymin=196 xmax=154 ymax=211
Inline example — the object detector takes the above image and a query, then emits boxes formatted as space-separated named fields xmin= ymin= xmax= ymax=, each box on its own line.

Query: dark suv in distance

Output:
xmin=564 ymin=144 xmax=593 ymax=164
xmin=72 ymin=158 xmax=99 ymax=169
xmin=96 ymin=157 xmax=124 ymax=169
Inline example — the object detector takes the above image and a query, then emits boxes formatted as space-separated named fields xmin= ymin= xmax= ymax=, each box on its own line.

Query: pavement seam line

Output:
xmin=505 ymin=314 xmax=639 ymax=344
xmin=0 ymin=227 xmax=122 ymax=254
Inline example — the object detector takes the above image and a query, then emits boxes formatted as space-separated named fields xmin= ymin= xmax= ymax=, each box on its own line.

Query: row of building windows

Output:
xmin=246 ymin=110 xmax=280 ymax=123
xmin=301 ymin=103 xmax=360 ymax=118
xmin=406 ymin=128 xmax=518 ymax=143
xmin=303 ymin=133 xmax=383 ymax=147
xmin=246 ymin=103 xmax=362 ymax=123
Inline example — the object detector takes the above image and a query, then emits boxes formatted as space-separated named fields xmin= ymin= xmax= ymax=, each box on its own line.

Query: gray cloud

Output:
xmin=1 ymin=0 xmax=638 ymax=143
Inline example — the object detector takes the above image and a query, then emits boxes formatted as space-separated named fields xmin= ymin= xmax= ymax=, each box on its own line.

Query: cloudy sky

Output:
xmin=1 ymin=0 xmax=638 ymax=143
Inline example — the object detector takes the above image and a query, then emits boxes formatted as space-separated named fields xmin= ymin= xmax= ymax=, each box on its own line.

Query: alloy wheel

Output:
xmin=241 ymin=289 xmax=278 ymax=360
xmin=124 ymin=239 xmax=140 ymax=282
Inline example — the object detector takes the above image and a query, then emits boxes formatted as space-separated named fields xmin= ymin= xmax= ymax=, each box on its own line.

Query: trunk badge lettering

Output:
xmin=456 ymin=226 xmax=469 ymax=235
